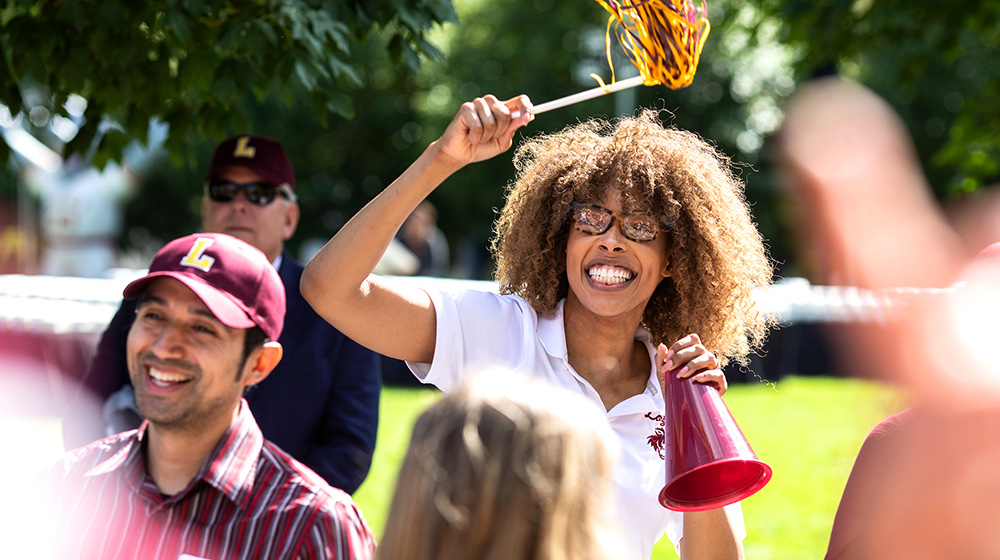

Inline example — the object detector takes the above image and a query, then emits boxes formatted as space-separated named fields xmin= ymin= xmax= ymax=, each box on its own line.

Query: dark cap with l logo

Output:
xmin=123 ymin=233 xmax=285 ymax=341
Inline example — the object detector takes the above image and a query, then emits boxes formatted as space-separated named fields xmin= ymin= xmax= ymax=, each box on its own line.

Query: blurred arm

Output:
xmin=61 ymin=299 xmax=136 ymax=449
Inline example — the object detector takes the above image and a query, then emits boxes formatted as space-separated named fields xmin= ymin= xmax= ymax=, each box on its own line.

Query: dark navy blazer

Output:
xmin=63 ymin=251 xmax=382 ymax=494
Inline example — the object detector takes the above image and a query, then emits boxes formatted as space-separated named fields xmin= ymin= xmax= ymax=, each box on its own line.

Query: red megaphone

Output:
xmin=658 ymin=371 xmax=772 ymax=512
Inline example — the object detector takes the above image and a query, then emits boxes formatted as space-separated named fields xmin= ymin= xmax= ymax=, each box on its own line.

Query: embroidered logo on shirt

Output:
xmin=645 ymin=412 xmax=665 ymax=459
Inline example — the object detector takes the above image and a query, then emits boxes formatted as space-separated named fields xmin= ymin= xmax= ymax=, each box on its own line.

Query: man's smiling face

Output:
xmin=127 ymin=277 xmax=251 ymax=435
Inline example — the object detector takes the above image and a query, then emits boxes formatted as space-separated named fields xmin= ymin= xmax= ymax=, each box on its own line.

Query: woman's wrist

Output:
xmin=423 ymin=139 xmax=466 ymax=177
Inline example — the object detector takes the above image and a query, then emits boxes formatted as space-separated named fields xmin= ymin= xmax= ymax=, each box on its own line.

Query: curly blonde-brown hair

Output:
xmin=492 ymin=110 xmax=774 ymax=365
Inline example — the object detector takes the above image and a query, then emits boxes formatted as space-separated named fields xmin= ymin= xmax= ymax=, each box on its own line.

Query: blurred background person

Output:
xmin=777 ymin=77 xmax=1000 ymax=560
xmin=20 ymin=152 xmax=137 ymax=278
xmin=3 ymin=108 xmax=164 ymax=277
xmin=371 ymin=200 xmax=450 ymax=278
xmin=398 ymin=200 xmax=450 ymax=277
xmin=377 ymin=375 xmax=621 ymax=560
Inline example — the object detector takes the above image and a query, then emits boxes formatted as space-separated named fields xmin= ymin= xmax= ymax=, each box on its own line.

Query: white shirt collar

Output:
xmin=538 ymin=298 xmax=662 ymax=405
xmin=537 ymin=299 xmax=568 ymax=359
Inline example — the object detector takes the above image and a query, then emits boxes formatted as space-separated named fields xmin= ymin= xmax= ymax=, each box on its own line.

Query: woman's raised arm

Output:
xmin=301 ymin=95 xmax=533 ymax=363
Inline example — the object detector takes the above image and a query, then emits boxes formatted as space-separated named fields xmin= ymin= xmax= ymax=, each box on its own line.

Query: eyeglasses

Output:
xmin=570 ymin=202 xmax=668 ymax=243
xmin=206 ymin=181 xmax=293 ymax=206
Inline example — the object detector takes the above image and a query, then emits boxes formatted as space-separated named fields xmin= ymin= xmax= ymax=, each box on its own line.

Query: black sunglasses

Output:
xmin=206 ymin=181 xmax=292 ymax=206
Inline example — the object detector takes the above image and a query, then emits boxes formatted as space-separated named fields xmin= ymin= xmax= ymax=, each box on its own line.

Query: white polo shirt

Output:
xmin=407 ymin=288 xmax=746 ymax=559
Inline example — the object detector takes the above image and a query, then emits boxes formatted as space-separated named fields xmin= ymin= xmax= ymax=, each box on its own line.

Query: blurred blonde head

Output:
xmin=377 ymin=375 xmax=620 ymax=560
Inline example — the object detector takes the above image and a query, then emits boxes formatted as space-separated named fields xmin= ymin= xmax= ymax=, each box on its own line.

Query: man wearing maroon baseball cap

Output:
xmin=206 ymin=134 xmax=297 ymax=189
xmin=48 ymin=232 xmax=375 ymax=559
xmin=123 ymin=232 xmax=286 ymax=341
xmin=202 ymin=134 xmax=299 ymax=263
xmin=67 ymin=135 xmax=383 ymax=496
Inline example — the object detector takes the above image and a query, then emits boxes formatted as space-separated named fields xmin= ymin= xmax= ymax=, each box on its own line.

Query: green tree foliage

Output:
xmin=409 ymin=0 xmax=798 ymax=276
xmin=123 ymin=29 xmax=432 ymax=262
xmin=0 ymin=0 xmax=455 ymax=167
xmin=776 ymin=0 xmax=1000 ymax=195
xmin=128 ymin=0 xmax=805 ymax=275
xmin=5 ymin=0 xmax=998 ymax=279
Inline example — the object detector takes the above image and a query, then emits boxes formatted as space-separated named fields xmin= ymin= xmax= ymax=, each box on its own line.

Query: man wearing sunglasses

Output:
xmin=201 ymin=136 xmax=300 ymax=265
xmin=64 ymin=135 xmax=382 ymax=496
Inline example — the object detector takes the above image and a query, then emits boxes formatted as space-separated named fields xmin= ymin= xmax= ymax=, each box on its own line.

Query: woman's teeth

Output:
xmin=588 ymin=265 xmax=634 ymax=284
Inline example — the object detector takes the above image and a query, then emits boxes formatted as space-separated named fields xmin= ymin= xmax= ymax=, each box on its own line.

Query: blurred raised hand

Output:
xmin=777 ymin=77 xmax=1000 ymax=560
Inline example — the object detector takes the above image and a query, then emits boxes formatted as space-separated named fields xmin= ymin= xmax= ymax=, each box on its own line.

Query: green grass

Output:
xmin=353 ymin=376 xmax=907 ymax=559
xmin=352 ymin=387 xmax=445 ymax=534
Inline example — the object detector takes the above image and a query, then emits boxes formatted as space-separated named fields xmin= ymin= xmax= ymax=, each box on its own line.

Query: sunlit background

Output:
xmin=2 ymin=0 xmax=999 ymax=557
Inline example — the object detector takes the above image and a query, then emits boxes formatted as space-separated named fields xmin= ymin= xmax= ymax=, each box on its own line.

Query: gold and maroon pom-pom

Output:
xmin=594 ymin=0 xmax=710 ymax=89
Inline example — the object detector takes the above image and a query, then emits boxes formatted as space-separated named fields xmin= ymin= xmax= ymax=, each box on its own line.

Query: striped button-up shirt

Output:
xmin=48 ymin=400 xmax=375 ymax=559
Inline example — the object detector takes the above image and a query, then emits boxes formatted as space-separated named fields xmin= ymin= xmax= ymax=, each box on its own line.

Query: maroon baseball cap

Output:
xmin=123 ymin=233 xmax=285 ymax=341
xmin=205 ymin=134 xmax=295 ymax=189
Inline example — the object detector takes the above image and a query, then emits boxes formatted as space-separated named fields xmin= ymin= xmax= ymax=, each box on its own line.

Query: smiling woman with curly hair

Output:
xmin=495 ymin=110 xmax=772 ymax=366
xmin=303 ymin=94 xmax=773 ymax=560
